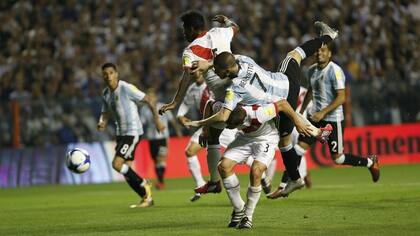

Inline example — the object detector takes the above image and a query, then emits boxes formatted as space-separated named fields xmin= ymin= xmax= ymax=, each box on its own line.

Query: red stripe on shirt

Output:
xmin=190 ymin=45 xmax=213 ymax=60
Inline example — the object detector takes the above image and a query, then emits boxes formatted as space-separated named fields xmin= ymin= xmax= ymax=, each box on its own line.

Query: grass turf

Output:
xmin=1 ymin=164 xmax=420 ymax=236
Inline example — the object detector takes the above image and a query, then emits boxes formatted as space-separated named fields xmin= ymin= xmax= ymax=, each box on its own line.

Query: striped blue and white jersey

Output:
xmin=101 ymin=80 xmax=145 ymax=136
xmin=140 ymin=102 xmax=172 ymax=140
xmin=307 ymin=61 xmax=345 ymax=122
xmin=223 ymin=55 xmax=289 ymax=111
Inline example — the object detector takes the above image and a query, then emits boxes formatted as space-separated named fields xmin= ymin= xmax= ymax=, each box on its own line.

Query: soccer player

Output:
xmin=97 ymin=63 xmax=165 ymax=208
xmin=159 ymin=10 xmax=240 ymax=194
xmin=140 ymin=88 xmax=182 ymax=190
xmin=268 ymin=42 xmax=380 ymax=198
xmin=177 ymin=76 xmax=238 ymax=201
xmin=187 ymin=21 xmax=339 ymax=197
xmin=216 ymin=103 xmax=330 ymax=229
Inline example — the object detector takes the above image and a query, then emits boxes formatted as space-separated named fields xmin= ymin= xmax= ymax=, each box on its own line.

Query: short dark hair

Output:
xmin=214 ymin=52 xmax=236 ymax=69
xmin=323 ymin=41 xmax=336 ymax=54
xmin=101 ymin=63 xmax=117 ymax=71
xmin=180 ymin=10 xmax=205 ymax=31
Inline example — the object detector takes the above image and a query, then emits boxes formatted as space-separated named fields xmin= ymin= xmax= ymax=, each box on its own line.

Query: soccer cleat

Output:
xmin=261 ymin=178 xmax=272 ymax=194
xmin=281 ymin=178 xmax=305 ymax=196
xmin=155 ymin=182 xmax=165 ymax=190
xmin=368 ymin=155 xmax=380 ymax=182
xmin=194 ymin=180 xmax=222 ymax=194
xmin=228 ymin=207 xmax=245 ymax=228
xmin=316 ymin=124 xmax=333 ymax=144
xmin=304 ymin=172 xmax=312 ymax=189
xmin=314 ymin=21 xmax=339 ymax=40
xmin=190 ymin=193 xmax=201 ymax=202
xmin=130 ymin=182 xmax=154 ymax=208
xmin=237 ymin=217 xmax=253 ymax=229
xmin=266 ymin=187 xmax=285 ymax=199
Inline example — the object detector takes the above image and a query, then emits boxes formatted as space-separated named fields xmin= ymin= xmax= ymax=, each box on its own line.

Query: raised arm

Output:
xmin=143 ymin=95 xmax=166 ymax=132
xmin=212 ymin=15 xmax=239 ymax=35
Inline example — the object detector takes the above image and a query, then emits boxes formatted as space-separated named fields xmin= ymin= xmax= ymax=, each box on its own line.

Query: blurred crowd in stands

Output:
xmin=0 ymin=0 xmax=419 ymax=147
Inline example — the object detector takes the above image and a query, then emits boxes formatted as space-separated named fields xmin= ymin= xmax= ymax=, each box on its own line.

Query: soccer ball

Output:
xmin=66 ymin=148 xmax=91 ymax=174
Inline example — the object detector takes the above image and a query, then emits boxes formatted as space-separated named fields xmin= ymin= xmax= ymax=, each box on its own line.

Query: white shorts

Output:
xmin=189 ymin=127 xmax=237 ymax=148
xmin=224 ymin=135 xmax=278 ymax=168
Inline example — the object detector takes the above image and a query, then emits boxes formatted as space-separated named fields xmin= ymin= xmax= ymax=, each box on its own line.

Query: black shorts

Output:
xmin=298 ymin=118 xmax=345 ymax=155
xmin=276 ymin=56 xmax=301 ymax=137
xmin=149 ymin=138 xmax=168 ymax=160
xmin=115 ymin=135 xmax=141 ymax=160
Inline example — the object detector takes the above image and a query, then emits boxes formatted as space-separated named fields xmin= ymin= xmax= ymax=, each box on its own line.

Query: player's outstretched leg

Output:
xmin=186 ymin=141 xmax=206 ymax=201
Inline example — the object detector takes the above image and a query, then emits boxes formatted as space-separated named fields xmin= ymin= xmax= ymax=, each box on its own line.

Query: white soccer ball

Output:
xmin=66 ymin=148 xmax=91 ymax=174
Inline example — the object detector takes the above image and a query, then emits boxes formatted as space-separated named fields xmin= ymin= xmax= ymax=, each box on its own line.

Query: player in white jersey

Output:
xmin=140 ymin=88 xmax=182 ymax=190
xmin=274 ymin=43 xmax=379 ymax=198
xmin=177 ymin=76 xmax=238 ymax=201
xmin=97 ymin=63 xmax=165 ymax=208
xmin=188 ymin=21 xmax=339 ymax=197
xmin=214 ymin=102 xmax=331 ymax=229
xmin=159 ymin=11 xmax=240 ymax=194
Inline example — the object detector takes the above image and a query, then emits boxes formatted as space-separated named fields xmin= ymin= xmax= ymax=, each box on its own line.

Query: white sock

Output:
xmin=245 ymin=156 xmax=254 ymax=167
xmin=265 ymin=158 xmax=277 ymax=183
xmin=119 ymin=164 xmax=129 ymax=174
xmin=207 ymin=145 xmax=221 ymax=182
xmin=298 ymin=156 xmax=307 ymax=179
xmin=367 ymin=158 xmax=373 ymax=168
xmin=223 ymin=174 xmax=245 ymax=212
xmin=187 ymin=156 xmax=206 ymax=187
xmin=245 ymin=185 xmax=262 ymax=221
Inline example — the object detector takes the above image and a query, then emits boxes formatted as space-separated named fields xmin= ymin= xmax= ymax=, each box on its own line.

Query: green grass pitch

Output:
xmin=1 ymin=164 xmax=420 ymax=236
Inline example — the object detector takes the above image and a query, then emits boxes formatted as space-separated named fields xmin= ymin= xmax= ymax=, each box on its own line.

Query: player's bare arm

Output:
xmin=299 ymin=88 xmax=313 ymax=114
xmin=159 ymin=68 xmax=203 ymax=115
xmin=310 ymin=89 xmax=345 ymax=122
xmin=97 ymin=112 xmax=109 ymax=131
xmin=143 ymin=95 xmax=166 ymax=132
xmin=212 ymin=15 xmax=239 ymax=35
xmin=187 ymin=107 xmax=232 ymax=127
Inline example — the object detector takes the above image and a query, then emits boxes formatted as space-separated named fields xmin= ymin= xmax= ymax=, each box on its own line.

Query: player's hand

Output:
xmin=212 ymin=15 xmax=228 ymax=24
xmin=190 ymin=60 xmax=211 ymax=74
xmin=97 ymin=121 xmax=107 ymax=131
xmin=156 ymin=121 xmax=166 ymax=133
xmin=159 ymin=103 xmax=176 ymax=115
xmin=178 ymin=116 xmax=192 ymax=127
xmin=310 ymin=111 xmax=326 ymax=123
xmin=295 ymin=120 xmax=314 ymax=137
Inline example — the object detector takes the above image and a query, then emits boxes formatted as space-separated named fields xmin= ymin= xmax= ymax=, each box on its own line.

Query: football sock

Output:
xmin=281 ymin=170 xmax=289 ymax=184
xmin=207 ymin=145 xmax=221 ymax=182
xmin=187 ymin=155 xmax=206 ymax=187
xmin=298 ymin=155 xmax=308 ymax=179
xmin=280 ymin=144 xmax=301 ymax=181
xmin=155 ymin=162 xmax=166 ymax=183
xmin=122 ymin=165 xmax=146 ymax=197
xmin=245 ymin=185 xmax=262 ymax=221
xmin=298 ymin=36 xmax=332 ymax=58
xmin=223 ymin=174 xmax=245 ymax=212
xmin=343 ymin=154 xmax=369 ymax=166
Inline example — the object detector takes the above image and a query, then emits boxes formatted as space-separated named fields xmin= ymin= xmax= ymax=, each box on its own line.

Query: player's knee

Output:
xmin=112 ymin=159 xmax=124 ymax=172
xmin=332 ymin=154 xmax=345 ymax=164
xmin=217 ymin=159 xmax=231 ymax=175
xmin=251 ymin=164 xmax=265 ymax=178
xmin=278 ymin=135 xmax=292 ymax=147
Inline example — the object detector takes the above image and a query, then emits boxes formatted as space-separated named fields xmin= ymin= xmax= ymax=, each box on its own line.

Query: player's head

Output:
xmin=101 ymin=63 xmax=118 ymax=89
xmin=226 ymin=105 xmax=246 ymax=129
xmin=180 ymin=10 xmax=206 ymax=42
xmin=316 ymin=42 xmax=334 ymax=66
xmin=214 ymin=52 xmax=239 ymax=79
